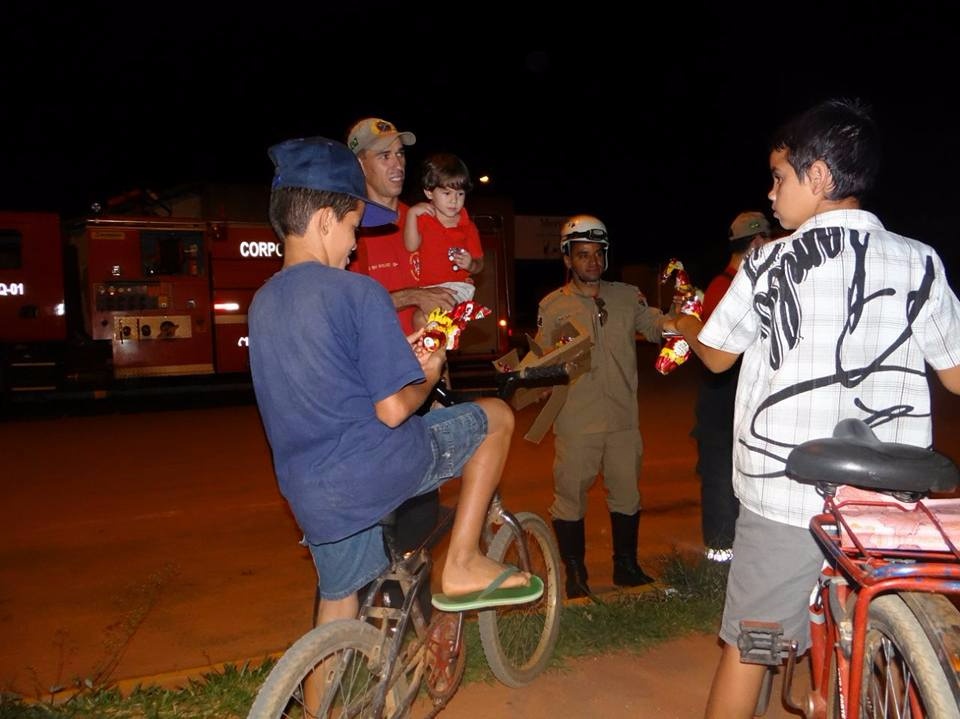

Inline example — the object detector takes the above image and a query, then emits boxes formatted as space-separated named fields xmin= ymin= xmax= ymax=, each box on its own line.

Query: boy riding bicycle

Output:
xmin=248 ymin=137 xmax=540 ymax=628
xmin=664 ymin=98 xmax=960 ymax=718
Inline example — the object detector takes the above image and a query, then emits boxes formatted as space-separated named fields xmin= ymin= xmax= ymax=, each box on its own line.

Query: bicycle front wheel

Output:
xmin=859 ymin=594 xmax=960 ymax=719
xmin=479 ymin=511 xmax=562 ymax=687
xmin=247 ymin=619 xmax=407 ymax=719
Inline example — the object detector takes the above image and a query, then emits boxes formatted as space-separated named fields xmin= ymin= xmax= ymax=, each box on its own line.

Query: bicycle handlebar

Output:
xmin=427 ymin=363 xmax=571 ymax=408
xmin=495 ymin=363 xmax=570 ymax=400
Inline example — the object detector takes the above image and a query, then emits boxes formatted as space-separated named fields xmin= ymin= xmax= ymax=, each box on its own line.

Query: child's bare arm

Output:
xmin=663 ymin=314 xmax=740 ymax=373
xmin=374 ymin=332 xmax=446 ymax=426
xmin=403 ymin=202 xmax=434 ymax=252
xmin=936 ymin=364 xmax=960 ymax=394
xmin=451 ymin=249 xmax=483 ymax=274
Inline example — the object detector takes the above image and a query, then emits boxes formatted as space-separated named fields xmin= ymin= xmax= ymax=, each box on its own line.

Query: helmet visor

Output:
xmin=563 ymin=228 xmax=608 ymax=243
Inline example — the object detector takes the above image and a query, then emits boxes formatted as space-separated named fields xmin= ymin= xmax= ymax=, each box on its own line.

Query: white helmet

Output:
xmin=560 ymin=214 xmax=609 ymax=269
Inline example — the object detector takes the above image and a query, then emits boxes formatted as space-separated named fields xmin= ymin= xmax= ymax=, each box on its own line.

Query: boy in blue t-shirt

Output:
xmin=249 ymin=136 xmax=541 ymax=626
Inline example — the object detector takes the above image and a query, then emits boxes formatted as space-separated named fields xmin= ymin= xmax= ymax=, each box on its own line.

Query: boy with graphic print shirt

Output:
xmin=664 ymin=98 xmax=960 ymax=718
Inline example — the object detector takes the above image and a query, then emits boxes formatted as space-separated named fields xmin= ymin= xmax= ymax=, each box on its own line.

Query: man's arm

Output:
xmin=391 ymin=286 xmax=457 ymax=314
xmin=664 ymin=314 xmax=740 ymax=373
xmin=634 ymin=297 xmax=666 ymax=344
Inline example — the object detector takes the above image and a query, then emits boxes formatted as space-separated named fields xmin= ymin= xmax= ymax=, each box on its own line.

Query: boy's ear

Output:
xmin=807 ymin=160 xmax=835 ymax=197
xmin=311 ymin=206 xmax=333 ymax=238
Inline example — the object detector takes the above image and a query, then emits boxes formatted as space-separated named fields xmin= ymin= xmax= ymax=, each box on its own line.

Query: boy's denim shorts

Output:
xmin=307 ymin=402 xmax=488 ymax=600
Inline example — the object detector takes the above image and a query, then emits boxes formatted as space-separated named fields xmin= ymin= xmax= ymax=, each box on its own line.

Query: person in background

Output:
xmin=404 ymin=152 xmax=485 ymax=329
xmin=693 ymin=211 xmax=772 ymax=562
xmin=662 ymin=98 xmax=960 ymax=718
xmin=347 ymin=117 xmax=456 ymax=333
xmin=535 ymin=214 xmax=667 ymax=599
xmin=346 ymin=116 xmax=452 ymax=566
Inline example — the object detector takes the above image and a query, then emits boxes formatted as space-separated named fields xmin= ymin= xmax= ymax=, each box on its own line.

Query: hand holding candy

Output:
xmin=420 ymin=301 xmax=492 ymax=352
xmin=655 ymin=258 xmax=703 ymax=375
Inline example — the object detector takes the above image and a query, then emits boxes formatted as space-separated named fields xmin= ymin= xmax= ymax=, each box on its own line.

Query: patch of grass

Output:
xmin=1 ymin=554 xmax=727 ymax=718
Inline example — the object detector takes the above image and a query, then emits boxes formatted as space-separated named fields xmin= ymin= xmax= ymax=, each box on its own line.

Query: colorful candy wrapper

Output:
xmin=421 ymin=301 xmax=492 ymax=351
xmin=655 ymin=259 xmax=703 ymax=375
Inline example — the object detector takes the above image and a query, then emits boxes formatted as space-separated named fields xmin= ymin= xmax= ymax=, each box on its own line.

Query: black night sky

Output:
xmin=3 ymin=2 xmax=959 ymax=282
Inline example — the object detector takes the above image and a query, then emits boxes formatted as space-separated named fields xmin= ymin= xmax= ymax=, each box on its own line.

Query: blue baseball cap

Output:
xmin=268 ymin=136 xmax=397 ymax=227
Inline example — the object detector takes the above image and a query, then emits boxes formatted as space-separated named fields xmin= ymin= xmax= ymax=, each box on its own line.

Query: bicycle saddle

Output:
xmin=785 ymin=418 xmax=960 ymax=495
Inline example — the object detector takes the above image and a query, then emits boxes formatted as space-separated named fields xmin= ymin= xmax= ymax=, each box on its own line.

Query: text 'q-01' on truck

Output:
xmin=0 ymin=197 xmax=514 ymax=405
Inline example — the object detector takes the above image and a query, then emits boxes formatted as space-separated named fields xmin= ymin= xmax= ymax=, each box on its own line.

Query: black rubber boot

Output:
xmin=552 ymin=518 xmax=591 ymax=599
xmin=610 ymin=511 xmax=655 ymax=586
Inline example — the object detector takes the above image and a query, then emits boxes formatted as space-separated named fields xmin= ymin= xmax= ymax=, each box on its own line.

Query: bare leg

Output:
xmin=440 ymin=398 xmax=531 ymax=595
xmin=704 ymin=641 xmax=767 ymax=719
xmin=317 ymin=594 xmax=359 ymax=625
xmin=303 ymin=594 xmax=361 ymax=714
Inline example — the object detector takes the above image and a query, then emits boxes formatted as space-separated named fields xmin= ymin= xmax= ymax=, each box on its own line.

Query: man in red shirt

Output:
xmin=693 ymin=211 xmax=772 ymax=562
xmin=345 ymin=118 xmax=454 ymax=600
xmin=347 ymin=117 xmax=456 ymax=333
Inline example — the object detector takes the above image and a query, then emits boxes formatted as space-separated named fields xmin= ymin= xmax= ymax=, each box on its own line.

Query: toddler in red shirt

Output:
xmin=404 ymin=153 xmax=485 ymax=329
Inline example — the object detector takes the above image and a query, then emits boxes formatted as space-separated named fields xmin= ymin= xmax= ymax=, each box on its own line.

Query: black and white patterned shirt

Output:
xmin=700 ymin=209 xmax=960 ymax=527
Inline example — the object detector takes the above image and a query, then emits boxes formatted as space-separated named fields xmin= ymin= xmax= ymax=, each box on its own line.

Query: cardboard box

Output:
xmin=492 ymin=319 xmax=592 ymax=443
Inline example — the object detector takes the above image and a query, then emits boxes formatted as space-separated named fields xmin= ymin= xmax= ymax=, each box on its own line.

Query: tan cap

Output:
xmin=729 ymin=211 xmax=771 ymax=241
xmin=347 ymin=118 xmax=416 ymax=155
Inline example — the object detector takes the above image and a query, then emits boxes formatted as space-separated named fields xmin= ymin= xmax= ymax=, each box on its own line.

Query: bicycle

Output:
xmin=738 ymin=418 xmax=960 ymax=718
xmin=246 ymin=364 xmax=569 ymax=719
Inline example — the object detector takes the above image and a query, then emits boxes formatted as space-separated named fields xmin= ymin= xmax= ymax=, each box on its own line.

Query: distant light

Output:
xmin=215 ymin=302 xmax=240 ymax=312
xmin=478 ymin=175 xmax=490 ymax=184
xmin=498 ymin=318 xmax=507 ymax=327
xmin=55 ymin=303 xmax=65 ymax=316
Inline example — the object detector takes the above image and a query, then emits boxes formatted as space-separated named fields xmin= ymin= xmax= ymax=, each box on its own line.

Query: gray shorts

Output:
xmin=307 ymin=402 xmax=488 ymax=600
xmin=719 ymin=508 xmax=825 ymax=653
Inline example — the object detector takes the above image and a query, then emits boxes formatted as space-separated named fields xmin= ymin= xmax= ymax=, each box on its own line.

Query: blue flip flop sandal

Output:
xmin=431 ymin=566 xmax=544 ymax=613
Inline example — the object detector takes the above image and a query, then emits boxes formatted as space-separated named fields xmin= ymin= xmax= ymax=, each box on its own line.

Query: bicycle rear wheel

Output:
xmin=247 ymin=619 xmax=407 ymax=719
xmin=478 ymin=511 xmax=562 ymax=687
xmin=859 ymin=594 xmax=960 ymax=719
xmin=900 ymin=592 xmax=960 ymax=704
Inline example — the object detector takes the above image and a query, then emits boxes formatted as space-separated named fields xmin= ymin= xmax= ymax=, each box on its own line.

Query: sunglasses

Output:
xmin=594 ymin=296 xmax=608 ymax=327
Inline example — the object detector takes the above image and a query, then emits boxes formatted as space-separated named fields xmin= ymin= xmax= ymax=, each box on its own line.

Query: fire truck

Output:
xmin=0 ymin=193 xmax=514 ymax=402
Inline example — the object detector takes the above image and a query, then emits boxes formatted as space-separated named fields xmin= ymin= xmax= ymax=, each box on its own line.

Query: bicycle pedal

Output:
xmin=738 ymin=620 xmax=789 ymax=666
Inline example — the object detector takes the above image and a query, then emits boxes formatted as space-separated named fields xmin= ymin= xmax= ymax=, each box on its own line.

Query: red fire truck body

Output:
xmin=0 ymin=211 xmax=282 ymax=394
xmin=0 ymin=211 xmax=66 ymax=346
xmin=0 ymin=202 xmax=513 ymax=398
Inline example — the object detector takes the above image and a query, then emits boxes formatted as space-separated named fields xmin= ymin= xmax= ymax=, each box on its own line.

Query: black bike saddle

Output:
xmin=785 ymin=418 xmax=960 ymax=495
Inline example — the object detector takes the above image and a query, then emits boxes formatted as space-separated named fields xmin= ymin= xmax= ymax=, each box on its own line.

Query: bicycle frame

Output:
xmin=248 ymin=367 xmax=567 ymax=719
xmin=804 ymin=491 xmax=960 ymax=718
xmin=350 ymin=493 xmax=540 ymax=718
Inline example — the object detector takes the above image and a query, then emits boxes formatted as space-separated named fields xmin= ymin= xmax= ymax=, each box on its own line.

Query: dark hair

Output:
xmin=770 ymin=98 xmax=881 ymax=201
xmin=421 ymin=153 xmax=473 ymax=193
xmin=268 ymin=186 xmax=359 ymax=239
xmin=729 ymin=235 xmax=761 ymax=254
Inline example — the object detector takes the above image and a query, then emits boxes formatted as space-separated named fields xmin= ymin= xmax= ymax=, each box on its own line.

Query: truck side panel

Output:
xmin=0 ymin=211 xmax=66 ymax=343
xmin=80 ymin=218 xmax=215 ymax=379
xmin=208 ymin=222 xmax=282 ymax=374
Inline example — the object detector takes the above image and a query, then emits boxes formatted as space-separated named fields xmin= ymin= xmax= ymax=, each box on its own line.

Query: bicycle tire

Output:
xmin=478 ymin=511 xmax=562 ymax=687
xmin=826 ymin=645 xmax=842 ymax=719
xmin=247 ymin=619 xmax=407 ymax=719
xmin=900 ymin=591 xmax=960 ymax=705
xmin=859 ymin=594 xmax=960 ymax=719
